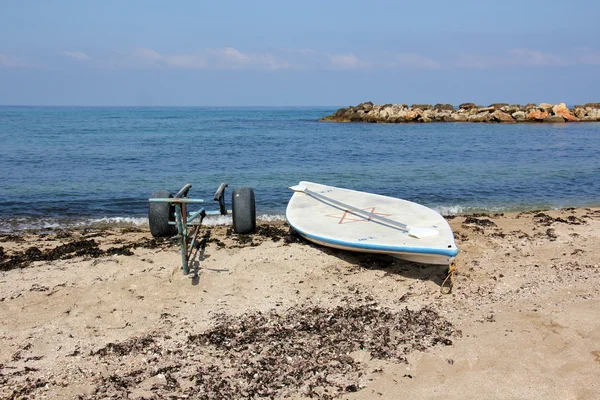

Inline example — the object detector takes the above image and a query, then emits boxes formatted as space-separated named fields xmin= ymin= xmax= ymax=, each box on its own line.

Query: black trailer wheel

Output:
xmin=232 ymin=187 xmax=256 ymax=234
xmin=148 ymin=190 xmax=178 ymax=238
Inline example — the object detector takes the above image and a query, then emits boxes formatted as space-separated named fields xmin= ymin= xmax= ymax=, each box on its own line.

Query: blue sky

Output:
xmin=1 ymin=0 xmax=599 ymax=106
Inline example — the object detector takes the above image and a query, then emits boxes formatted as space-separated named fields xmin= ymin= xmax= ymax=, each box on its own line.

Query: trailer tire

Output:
xmin=148 ymin=190 xmax=178 ymax=238
xmin=232 ymin=187 xmax=256 ymax=234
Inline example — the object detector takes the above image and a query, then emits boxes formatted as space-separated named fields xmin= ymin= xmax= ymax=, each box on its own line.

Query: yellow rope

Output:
xmin=441 ymin=262 xmax=456 ymax=294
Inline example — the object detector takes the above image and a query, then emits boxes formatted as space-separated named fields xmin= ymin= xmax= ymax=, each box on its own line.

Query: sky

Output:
xmin=1 ymin=0 xmax=599 ymax=106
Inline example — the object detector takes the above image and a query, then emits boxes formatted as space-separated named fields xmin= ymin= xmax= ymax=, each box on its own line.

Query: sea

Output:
xmin=1 ymin=106 xmax=599 ymax=232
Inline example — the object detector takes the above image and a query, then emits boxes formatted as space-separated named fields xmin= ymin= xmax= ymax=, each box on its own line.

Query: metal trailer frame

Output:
xmin=149 ymin=183 xmax=229 ymax=275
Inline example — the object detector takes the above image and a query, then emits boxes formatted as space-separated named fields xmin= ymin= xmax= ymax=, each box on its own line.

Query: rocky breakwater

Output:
xmin=321 ymin=102 xmax=600 ymax=123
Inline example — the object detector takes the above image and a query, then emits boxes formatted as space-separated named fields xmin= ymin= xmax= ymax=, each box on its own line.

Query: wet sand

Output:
xmin=1 ymin=208 xmax=600 ymax=399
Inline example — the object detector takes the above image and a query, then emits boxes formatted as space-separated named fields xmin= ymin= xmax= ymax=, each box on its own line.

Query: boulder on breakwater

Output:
xmin=321 ymin=102 xmax=600 ymax=123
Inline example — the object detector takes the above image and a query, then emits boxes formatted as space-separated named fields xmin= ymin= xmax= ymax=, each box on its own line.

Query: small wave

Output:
xmin=432 ymin=203 xmax=572 ymax=216
xmin=433 ymin=205 xmax=467 ymax=216
xmin=0 ymin=217 xmax=65 ymax=233
xmin=202 ymin=213 xmax=286 ymax=226
xmin=434 ymin=204 xmax=524 ymax=216
xmin=202 ymin=214 xmax=233 ymax=226
xmin=82 ymin=217 xmax=149 ymax=226
xmin=0 ymin=216 xmax=149 ymax=233
xmin=257 ymin=213 xmax=287 ymax=223
xmin=0 ymin=213 xmax=288 ymax=233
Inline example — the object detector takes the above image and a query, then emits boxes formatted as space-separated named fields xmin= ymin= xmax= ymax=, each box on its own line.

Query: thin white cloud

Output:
xmin=508 ymin=48 xmax=566 ymax=66
xmin=326 ymin=53 xmax=368 ymax=69
xmin=380 ymin=53 xmax=441 ymax=69
xmin=56 ymin=46 xmax=600 ymax=71
xmin=285 ymin=48 xmax=439 ymax=70
xmin=207 ymin=47 xmax=289 ymax=70
xmin=295 ymin=48 xmax=318 ymax=55
xmin=576 ymin=47 xmax=600 ymax=65
xmin=0 ymin=53 xmax=29 ymax=67
xmin=453 ymin=53 xmax=497 ymax=69
xmin=167 ymin=54 xmax=208 ymax=69
xmin=128 ymin=47 xmax=287 ymax=70
xmin=454 ymin=48 xmax=567 ymax=68
xmin=60 ymin=51 xmax=92 ymax=61
xmin=132 ymin=48 xmax=162 ymax=62
xmin=208 ymin=47 xmax=251 ymax=63
xmin=131 ymin=48 xmax=207 ymax=68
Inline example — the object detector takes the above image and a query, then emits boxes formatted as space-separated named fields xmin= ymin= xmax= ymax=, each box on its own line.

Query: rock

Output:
xmin=334 ymin=107 xmax=348 ymax=116
xmin=419 ymin=110 xmax=435 ymax=123
xmin=526 ymin=110 xmax=549 ymax=121
xmin=321 ymin=114 xmax=350 ymax=122
xmin=502 ymin=105 xmax=523 ymax=114
xmin=452 ymin=114 xmax=469 ymax=122
xmin=459 ymin=102 xmax=477 ymax=110
xmin=392 ymin=104 xmax=407 ymax=115
xmin=524 ymin=103 xmax=538 ymax=111
xmin=390 ymin=110 xmax=408 ymax=123
xmin=411 ymin=104 xmax=432 ymax=110
xmin=379 ymin=106 xmax=391 ymax=119
xmin=434 ymin=103 xmax=455 ymax=111
xmin=573 ymin=107 xmax=588 ymax=119
xmin=543 ymin=115 xmax=565 ymax=123
xmin=348 ymin=111 xmax=364 ymax=122
xmin=512 ymin=111 xmax=526 ymax=121
xmin=357 ymin=101 xmax=374 ymax=112
xmin=489 ymin=103 xmax=509 ymax=110
xmin=468 ymin=112 xmax=493 ymax=122
xmin=584 ymin=102 xmax=600 ymax=109
xmin=433 ymin=112 xmax=451 ymax=121
xmin=492 ymin=110 xmax=515 ymax=123
xmin=552 ymin=103 xmax=579 ymax=122
xmin=587 ymin=108 xmax=600 ymax=120
xmin=404 ymin=110 xmax=421 ymax=121
xmin=386 ymin=105 xmax=407 ymax=121
xmin=364 ymin=110 xmax=381 ymax=123
xmin=478 ymin=106 xmax=496 ymax=113
xmin=539 ymin=103 xmax=554 ymax=111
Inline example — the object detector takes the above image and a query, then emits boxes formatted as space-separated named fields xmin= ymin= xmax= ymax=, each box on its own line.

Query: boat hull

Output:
xmin=286 ymin=182 xmax=458 ymax=265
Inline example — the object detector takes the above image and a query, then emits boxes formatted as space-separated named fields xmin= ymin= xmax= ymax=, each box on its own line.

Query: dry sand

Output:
xmin=1 ymin=208 xmax=600 ymax=399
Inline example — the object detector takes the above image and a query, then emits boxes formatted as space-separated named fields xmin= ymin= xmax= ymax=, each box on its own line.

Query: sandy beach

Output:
xmin=1 ymin=208 xmax=600 ymax=399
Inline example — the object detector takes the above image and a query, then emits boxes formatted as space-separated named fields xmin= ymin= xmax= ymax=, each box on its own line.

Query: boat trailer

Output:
xmin=148 ymin=183 xmax=255 ymax=275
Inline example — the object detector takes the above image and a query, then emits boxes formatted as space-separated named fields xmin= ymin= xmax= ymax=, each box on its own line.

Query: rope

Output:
xmin=441 ymin=262 xmax=456 ymax=294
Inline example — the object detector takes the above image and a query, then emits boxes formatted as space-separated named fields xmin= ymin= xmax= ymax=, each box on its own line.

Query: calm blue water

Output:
xmin=1 ymin=106 xmax=599 ymax=231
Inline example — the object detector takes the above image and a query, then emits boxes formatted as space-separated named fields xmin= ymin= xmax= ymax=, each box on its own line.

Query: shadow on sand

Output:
xmin=302 ymin=239 xmax=452 ymax=288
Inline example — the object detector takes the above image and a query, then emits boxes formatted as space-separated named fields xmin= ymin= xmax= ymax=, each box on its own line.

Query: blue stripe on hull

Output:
xmin=293 ymin=226 xmax=459 ymax=258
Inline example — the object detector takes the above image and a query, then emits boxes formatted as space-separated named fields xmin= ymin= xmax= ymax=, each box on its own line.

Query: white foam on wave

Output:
xmin=433 ymin=203 xmax=548 ymax=216
xmin=202 ymin=213 xmax=286 ymax=226
xmin=82 ymin=216 xmax=149 ymax=226
xmin=202 ymin=214 xmax=233 ymax=226
xmin=0 ymin=217 xmax=64 ymax=233
xmin=433 ymin=205 xmax=467 ymax=216
xmin=257 ymin=213 xmax=287 ymax=222
xmin=0 ymin=213 xmax=289 ymax=233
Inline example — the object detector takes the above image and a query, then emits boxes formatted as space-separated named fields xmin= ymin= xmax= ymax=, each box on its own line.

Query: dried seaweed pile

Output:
xmin=227 ymin=224 xmax=301 ymax=247
xmin=0 ymin=236 xmax=175 ymax=271
xmin=0 ymin=222 xmax=297 ymax=273
xmin=84 ymin=303 xmax=458 ymax=399
xmin=532 ymin=212 xmax=586 ymax=226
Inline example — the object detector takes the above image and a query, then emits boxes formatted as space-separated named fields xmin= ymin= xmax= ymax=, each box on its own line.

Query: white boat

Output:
xmin=286 ymin=182 xmax=458 ymax=265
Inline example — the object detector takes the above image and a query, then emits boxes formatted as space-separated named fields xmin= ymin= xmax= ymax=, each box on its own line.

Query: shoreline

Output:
xmin=322 ymin=101 xmax=600 ymax=123
xmin=4 ymin=203 xmax=600 ymax=234
xmin=1 ymin=207 xmax=600 ymax=398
